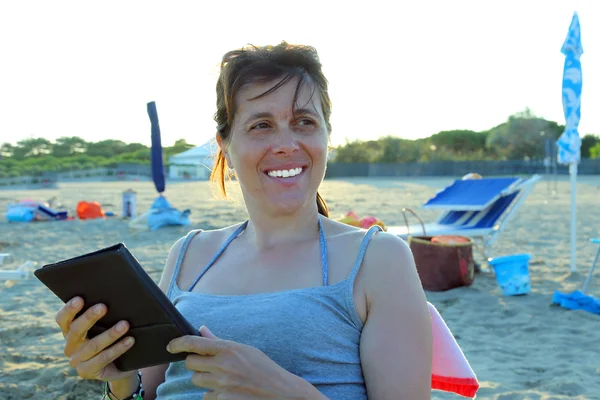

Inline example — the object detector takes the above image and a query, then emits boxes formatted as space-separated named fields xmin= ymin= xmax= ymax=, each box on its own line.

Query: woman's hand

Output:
xmin=54 ymin=296 xmax=137 ymax=382
xmin=167 ymin=326 xmax=325 ymax=399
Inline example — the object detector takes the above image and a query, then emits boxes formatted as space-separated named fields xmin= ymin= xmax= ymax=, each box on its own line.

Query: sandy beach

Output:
xmin=1 ymin=176 xmax=599 ymax=400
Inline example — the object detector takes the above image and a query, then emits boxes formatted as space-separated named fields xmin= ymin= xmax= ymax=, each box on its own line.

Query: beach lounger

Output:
xmin=0 ymin=261 xmax=34 ymax=280
xmin=387 ymin=175 xmax=541 ymax=260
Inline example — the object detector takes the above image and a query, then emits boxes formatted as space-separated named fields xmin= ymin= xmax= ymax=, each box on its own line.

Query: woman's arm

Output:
xmin=359 ymin=233 xmax=433 ymax=400
xmin=134 ymin=237 xmax=186 ymax=399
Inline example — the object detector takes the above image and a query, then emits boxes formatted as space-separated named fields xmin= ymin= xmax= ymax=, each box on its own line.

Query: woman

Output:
xmin=55 ymin=42 xmax=433 ymax=399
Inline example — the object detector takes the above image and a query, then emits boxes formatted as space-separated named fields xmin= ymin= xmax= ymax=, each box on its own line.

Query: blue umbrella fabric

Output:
xmin=147 ymin=101 xmax=166 ymax=194
xmin=557 ymin=12 xmax=583 ymax=273
xmin=143 ymin=101 xmax=191 ymax=230
xmin=552 ymin=13 xmax=597 ymax=315
xmin=552 ymin=290 xmax=600 ymax=315
xmin=556 ymin=12 xmax=583 ymax=165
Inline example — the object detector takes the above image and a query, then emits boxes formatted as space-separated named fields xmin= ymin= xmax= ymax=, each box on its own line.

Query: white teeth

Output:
xmin=267 ymin=167 xmax=303 ymax=178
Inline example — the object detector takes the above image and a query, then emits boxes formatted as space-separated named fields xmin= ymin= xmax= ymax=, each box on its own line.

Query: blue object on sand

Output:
xmin=5 ymin=206 xmax=36 ymax=222
xmin=37 ymin=204 xmax=68 ymax=220
xmin=552 ymin=290 xmax=600 ymax=315
xmin=146 ymin=196 xmax=191 ymax=231
xmin=489 ymin=254 xmax=532 ymax=296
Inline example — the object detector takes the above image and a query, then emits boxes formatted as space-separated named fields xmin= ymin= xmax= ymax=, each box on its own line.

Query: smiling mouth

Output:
xmin=265 ymin=167 xmax=305 ymax=178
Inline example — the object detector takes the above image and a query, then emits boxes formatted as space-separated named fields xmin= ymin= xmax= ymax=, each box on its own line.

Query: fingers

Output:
xmin=69 ymin=320 xmax=131 ymax=367
xmin=168 ymin=335 xmax=228 ymax=356
xmin=67 ymin=303 xmax=107 ymax=343
xmin=191 ymin=371 xmax=219 ymax=389
xmin=185 ymin=354 xmax=215 ymax=373
xmin=74 ymin=336 xmax=136 ymax=379
xmin=55 ymin=296 xmax=84 ymax=337
xmin=199 ymin=325 xmax=218 ymax=339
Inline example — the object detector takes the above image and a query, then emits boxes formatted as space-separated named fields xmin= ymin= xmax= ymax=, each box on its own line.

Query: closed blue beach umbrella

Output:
xmin=556 ymin=12 xmax=583 ymax=273
xmin=147 ymin=101 xmax=166 ymax=194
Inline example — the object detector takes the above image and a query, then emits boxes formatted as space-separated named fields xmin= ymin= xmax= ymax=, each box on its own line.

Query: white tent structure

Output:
xmin=168 ymin=139 xmax=217 ymax=180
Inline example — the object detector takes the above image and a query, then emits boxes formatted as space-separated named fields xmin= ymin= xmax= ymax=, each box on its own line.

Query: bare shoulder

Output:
xmin=323 ymin=218 xmax=418 ymax=289
xmin=322 ymin=217 xmax=371 ymax=239
xmin=363 ymin=230 xmax=413 ymax=265
xmin=156 ymin=223 xmax=245 ymax=292
xmin=325 ymin=217 xmax=413 ymax=264
xmin=359 ymin=231 xmax=424 ymax=304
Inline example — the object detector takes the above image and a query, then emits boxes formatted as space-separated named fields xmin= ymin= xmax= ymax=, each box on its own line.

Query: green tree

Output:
xmin=51 ymin=136 xmax=88 ymax=157
xmin=378 ymin=136 xmax=422 ymax=163
xmin=486 ymin=109 xmax=556 ymax=159
xmin=86 ymin=140 xmax=128 ymax=157
xmin=590 ymin=142 xmax=600 ymax=159
xmin=333 ymin=139 xmax=380 ymax=163
xmin=0 ymin=143 xmax=15 ymax=158
xmin=429 ymin=130 xmax=489 ymax=155
xmin=12 ymin=138 xmax=53 ymax=159
xmin=581 ymin=134 xmax=600 ymax=158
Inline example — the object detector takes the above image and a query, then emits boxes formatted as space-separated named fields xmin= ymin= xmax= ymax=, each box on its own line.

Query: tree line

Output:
xmin=333 ymin=109 xmax=600 ymax=163
xmin=0 ymin=138 xmax=195 ymax=178
xmin=1 ymin=109 xmax=599 ymax=178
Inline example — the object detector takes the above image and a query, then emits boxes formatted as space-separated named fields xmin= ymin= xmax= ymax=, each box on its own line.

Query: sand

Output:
xmin=0 ymin=176 xmax=599 ymax=400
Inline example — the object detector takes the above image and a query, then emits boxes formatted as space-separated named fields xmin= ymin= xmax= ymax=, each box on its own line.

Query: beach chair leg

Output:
xmin=0 ymin=253 xmax=14 ymax=265
xmin=477 ymin=238 xmax=492 ymax=269
xmin=469 ymin=238 xmax=489 ymax=273
xmin=581 ymin=245 xmax=600 ymax=294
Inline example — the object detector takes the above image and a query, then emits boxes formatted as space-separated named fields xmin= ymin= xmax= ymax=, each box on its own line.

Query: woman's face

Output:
xmin=219 ymin=77 xmax=329 ymax=216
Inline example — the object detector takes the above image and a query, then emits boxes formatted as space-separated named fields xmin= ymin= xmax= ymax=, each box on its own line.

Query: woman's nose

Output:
xmin=271 ymin=128 xmax=299 ymax=154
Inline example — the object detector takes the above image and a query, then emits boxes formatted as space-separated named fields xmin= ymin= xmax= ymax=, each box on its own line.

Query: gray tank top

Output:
xmin=155 ymin=217 xmax=382 ymax=399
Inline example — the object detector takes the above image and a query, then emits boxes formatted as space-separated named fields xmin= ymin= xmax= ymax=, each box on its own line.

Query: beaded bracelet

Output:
xmin=103 ymin=372 xmax=144 ymax=400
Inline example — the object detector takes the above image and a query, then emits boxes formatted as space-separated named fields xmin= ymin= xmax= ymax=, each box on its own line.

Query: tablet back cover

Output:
xmin=34 ymin=243 xmax=197 ymax=371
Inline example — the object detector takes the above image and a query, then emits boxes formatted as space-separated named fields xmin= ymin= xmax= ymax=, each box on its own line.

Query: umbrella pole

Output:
xmin=570 ymin=163 xmax=577 ymax=272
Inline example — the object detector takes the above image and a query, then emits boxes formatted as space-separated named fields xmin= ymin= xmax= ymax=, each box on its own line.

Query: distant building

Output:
xmin=168 ymin=140 xmax=217 ymax=180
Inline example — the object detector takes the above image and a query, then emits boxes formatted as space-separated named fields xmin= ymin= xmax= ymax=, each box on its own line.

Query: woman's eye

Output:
xmin=297 ymin=119 xmax=315 ymax=127
xmin=251 ymin=122 xmax=270 ymax=130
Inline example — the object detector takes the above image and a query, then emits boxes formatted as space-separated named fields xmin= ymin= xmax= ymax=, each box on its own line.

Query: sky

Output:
xmin=1 ymin=0 xmax=598 ymax=148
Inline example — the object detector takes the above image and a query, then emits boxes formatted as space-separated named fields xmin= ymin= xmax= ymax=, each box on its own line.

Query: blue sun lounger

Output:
xmin=387 ymin=175 xmax=541 ymax=259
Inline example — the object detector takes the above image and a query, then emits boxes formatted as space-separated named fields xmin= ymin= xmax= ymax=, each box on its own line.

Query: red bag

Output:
xmin=402 ymin=208 xmax=475 ymax=291
xmin=76 ymin=201 xmax=106 ymax=220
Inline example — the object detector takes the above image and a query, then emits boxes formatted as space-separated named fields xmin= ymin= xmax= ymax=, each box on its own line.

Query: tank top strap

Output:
xmin=318 ymin=214 xmax=329 ymax=286
xmin=166 ymin=229 xmax=203 ymax=299
xmin=348 ymin=225 xmax=383 ymax=284
xmin=187 ymin=221 xmax=249 ymax=292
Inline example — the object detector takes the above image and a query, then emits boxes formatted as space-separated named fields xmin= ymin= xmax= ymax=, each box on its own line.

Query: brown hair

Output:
xmin=210 ymin=41 xmax=332 ymax=217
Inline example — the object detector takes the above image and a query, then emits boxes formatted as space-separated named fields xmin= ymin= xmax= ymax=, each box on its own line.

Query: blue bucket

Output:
xmin=488 ymin=253 xmax=532 ymax=296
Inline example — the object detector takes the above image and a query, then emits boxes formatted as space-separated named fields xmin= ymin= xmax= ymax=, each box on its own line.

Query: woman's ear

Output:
xmin=224 ymin=153 xmax=234 ymax=170
xmin=215 ymin=133 xmax=234 ymax=170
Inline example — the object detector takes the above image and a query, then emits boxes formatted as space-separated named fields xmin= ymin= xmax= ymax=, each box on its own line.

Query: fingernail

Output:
xmin=166 ymin=343 xmax=172 ymax=353
xmin=94 ymin=305 xmax=104 ymax=315
xmin=116 ymin=321 xmax=127 ymax=332
xmin=125 ymin=337 xmax=134 ymax=346
xmin=70 ymin=297 xmax=82 ymax=308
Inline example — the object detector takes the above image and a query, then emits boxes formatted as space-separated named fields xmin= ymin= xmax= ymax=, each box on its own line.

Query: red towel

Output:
xmin=429 ymin=302 xmax=479 ymax=398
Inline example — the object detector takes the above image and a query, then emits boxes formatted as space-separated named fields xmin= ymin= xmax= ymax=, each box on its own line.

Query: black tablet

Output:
xmin=34 ymin=243 xmax=199 ymax=371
